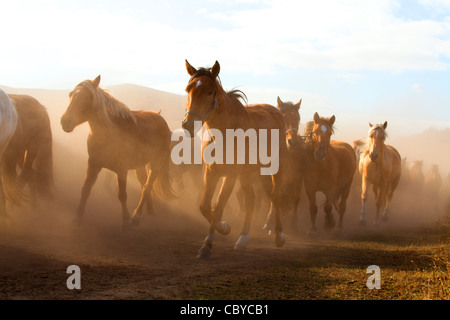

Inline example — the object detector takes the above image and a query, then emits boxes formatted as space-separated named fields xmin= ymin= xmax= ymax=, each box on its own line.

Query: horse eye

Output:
xmin=208 ymin=91 xmax=213 ymax=96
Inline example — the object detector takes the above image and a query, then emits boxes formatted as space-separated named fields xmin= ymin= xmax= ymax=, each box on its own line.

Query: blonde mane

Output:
xmin=361 ymin=125 xmax=388 ymax=156
xmin=77 ymin=80 xmax=136 ymax=126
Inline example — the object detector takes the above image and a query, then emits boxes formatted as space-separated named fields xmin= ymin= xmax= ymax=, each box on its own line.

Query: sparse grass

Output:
xmin=179 ymin=219 xmax=450 ymax=300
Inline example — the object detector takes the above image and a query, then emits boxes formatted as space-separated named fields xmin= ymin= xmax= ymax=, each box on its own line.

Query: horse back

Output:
xmin=330 ymin=141 xmax=357 ymax=185
xmin=385 ymin=144 xmax=402 ymax=182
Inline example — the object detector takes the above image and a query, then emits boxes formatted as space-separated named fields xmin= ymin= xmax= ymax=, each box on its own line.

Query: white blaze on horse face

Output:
xmin=321 ymin=125 xmax=327 ymax=134
xmin=196 ymin=80 xmax=202 ymax=87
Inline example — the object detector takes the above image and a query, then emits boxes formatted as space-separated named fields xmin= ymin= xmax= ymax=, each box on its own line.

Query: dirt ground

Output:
xmin=0 ymin=164 xmax=448 ymax=300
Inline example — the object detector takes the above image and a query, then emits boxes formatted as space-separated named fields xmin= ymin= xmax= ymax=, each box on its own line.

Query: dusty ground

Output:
xmin=0 ymin=174 xmax=448 ymax=300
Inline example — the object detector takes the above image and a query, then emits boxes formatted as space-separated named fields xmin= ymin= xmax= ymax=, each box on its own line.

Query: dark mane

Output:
xmin=227 ymin=89 xmax=248 ymax=105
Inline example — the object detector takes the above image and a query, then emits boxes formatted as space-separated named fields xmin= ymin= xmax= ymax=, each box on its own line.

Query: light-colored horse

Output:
xmin=0 ymin=89 xmax=25 ymax=217
xmin=359 ymin=121 xmax=401 ymax=225
xmin=61 ymin=76 xmax=175 ymax=228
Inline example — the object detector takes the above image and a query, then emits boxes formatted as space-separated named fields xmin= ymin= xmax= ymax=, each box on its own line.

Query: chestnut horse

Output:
xmin=0 ymin=89 xmax=24 ymax=217
xmin=182 ymin=60 xmax=287 ymax=258
xmin=359 ymin=122 xmax=401 ymax=225
xmin=61 ymin=76 xmax=175 ymax=228
xmin=4 ymin=94 xmax=54 ymax=202
xmin=303 ymin=112 xmax=356 ymax=234
xmin=270 ymin=96 xmax=304 ymax=231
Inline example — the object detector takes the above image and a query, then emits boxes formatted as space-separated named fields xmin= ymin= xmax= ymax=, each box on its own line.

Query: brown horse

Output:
xmin=61 ymin=76 xmax=175 ymax=228
xmin=424 ymin=164 xmax=442 ymax=202
xmin=0 ymin=89 xmax=24 ymax=217
xmin=272 ymin=96 xmax=304 ymax=231
xmin=359 ymin=121 xmax=401 ymax=225
xmin=409 ymin=160 xmax=425 ymax=196
xmin=303 ymin=112 xmax=356 ymax=234
xmin=4 ymin=94 xmax=54 ymax=202
xmin=182 ymin=60 xmax=287 ymax=258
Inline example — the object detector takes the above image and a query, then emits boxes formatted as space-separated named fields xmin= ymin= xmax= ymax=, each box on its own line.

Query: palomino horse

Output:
xmin=359 ymin=121 xmax=401 ymax=225
xmin=0 ymin=89 xmax=26 ymax=217
xmin=303 ymin=112 xmax=356 ymax=234
xmin=4 ymin=94 xmax=54 ymax=202
xmin=182 ymin=60 xmax=287 ymax=258
xmin=61 ymin=76 xmax=175 ymax=228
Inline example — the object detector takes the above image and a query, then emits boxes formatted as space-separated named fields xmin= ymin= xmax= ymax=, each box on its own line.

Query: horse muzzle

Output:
xmin=60 ymin=116 xmax=76 ymax=133
xmin=287 ymin=137 xmax=298 ymax=150
xmin=314 ymin=149 xmax=327 ymax=161
xmin=181 ymin=119 xmax=195 ymax=137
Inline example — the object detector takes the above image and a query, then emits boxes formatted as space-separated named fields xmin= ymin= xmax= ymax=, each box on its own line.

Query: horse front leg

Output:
xmin=359 ymin=175 xmax=369 ymax=226
xmin=197 ymin=168 xmax=220 ymax=259
xmin=272 ymin=174 xmax=285 ymax=247
xmin=116 ymin=170 xmax=131 ymax=229
xmin=324 ymin=189 xmax=336 ymax=231
xmin=306 ymin=188 xmax=318 ymax=236
xmin=235 ymin=175 xmax=254 ymax=249
xmin=375 ymin=183 xmax=388 ymax=226
xmin=74 ymin=161 xmax=102 ymax=225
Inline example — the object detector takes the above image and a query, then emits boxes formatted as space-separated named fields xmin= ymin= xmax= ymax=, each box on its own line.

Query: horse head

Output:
xmin=61 ymin=75 xmax=100 ymax=133
xmin=311 ymin=112 xmax=335 ymax=161
xmin=367 ymin=121 xmax=388 ymax=162
xmin=277 ymin=96 xmax=301 ymax=150
xmin=182 ymin=60 xmax=220 ymax=137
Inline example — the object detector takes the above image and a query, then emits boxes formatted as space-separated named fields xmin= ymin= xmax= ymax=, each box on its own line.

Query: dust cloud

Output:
xmin=0 ymin=84 xmax=448 ymax=299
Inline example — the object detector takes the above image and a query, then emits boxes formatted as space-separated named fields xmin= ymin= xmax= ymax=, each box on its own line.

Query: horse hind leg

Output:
xmin=135 ymin=166 xmax=152 ymax=215
xmin=130 ymin=165 xmax=157 ymax=227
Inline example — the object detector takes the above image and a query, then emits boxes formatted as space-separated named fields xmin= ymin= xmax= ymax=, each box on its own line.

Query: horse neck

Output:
xmin=205 ymin=88 xmax=245 ymax=131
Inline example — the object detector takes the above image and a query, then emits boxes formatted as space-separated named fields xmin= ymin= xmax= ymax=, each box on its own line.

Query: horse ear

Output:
xmin=185 ymin=59 xmax=197 ymax=76
xmin=276 ymin=96 xmax=283 ymax=109
xmin=383 ymin=121 xmax=388 ymax=130
xmin=369 ymin=122 xmax=373 ymax=128
xmin=295 ymin=99 xmax=302 ymax=110
xmin=329 ymin=115 xmax=336 ymax=126
xmin=92 ymin=75 xmax=101 ymax=88
xmin=313 ymin=112 xmax=320 ymax=123
xmin=211 ymin=60 xmax=220 ymax=78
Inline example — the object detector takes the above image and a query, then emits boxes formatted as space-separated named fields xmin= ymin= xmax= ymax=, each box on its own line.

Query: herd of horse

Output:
xmin=0 ymin=60 xmax=448 ymax=258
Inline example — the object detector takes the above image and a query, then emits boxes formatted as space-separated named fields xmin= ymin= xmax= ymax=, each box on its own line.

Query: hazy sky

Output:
xmin=1 ymin=0 xmax=450 ymax=136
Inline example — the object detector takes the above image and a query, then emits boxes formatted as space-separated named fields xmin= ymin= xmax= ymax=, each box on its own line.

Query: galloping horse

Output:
xmin=4 ymin=94 xmax=54 ymax=202
xmin=0 ymin=89 xmax=26 ymax=217
xmin=303 ymin=112 xmax=356 ymax=234
xmin=359 ymin=121 xmax=401 ymax=225
xmin=182 ymin=60 xmax=287 ymax=258
xmin=61 ymin=76 xmax=175 ymax=228
xmin=273 ymin=97 xmax=304 ymax=230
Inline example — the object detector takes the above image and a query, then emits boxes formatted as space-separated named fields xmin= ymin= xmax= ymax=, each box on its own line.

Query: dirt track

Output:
xmin=0 ymin=176 xmax=448 ymax=300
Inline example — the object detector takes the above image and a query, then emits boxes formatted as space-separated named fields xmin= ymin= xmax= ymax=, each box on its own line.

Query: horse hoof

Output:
xmin=130 ymin=218 xmax=140 ymax=227
xmin=197 ymin=247 xmax=211 ymax=259
xmin=275 ymin=233 xmax=285 ymax=247
xmin=122 ymin=222 xmax=131 ymax=231
xmin=234 ymin=234 xmax=249 ymax=249
xmin=215 ymin=221 xmax=231 ymax=235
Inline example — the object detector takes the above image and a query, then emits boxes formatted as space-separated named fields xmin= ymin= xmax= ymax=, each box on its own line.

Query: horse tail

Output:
xmin=35 ymin=128 xmax=54 ymax=199
xmin=153 ymin=147 xmax=178 ymax=201
xmin=1 ymin=158 xmax=28 ymax=206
